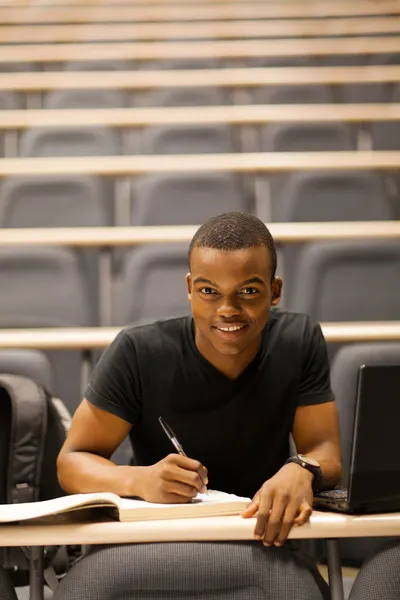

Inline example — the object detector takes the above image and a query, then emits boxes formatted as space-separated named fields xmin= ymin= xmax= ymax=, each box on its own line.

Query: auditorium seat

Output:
xmin=0 ymin=350 xmax=54 ymax=393
xmin=287 ymin=241 xmax=400 ymax=320
xmin=252 ymin=84 xmax=334 ymax=105
xmin=328 ymin=343 xmax=400 ymax=569
xmin=131 ymin=172 xmax=251 ymax=225
xmin=0 ymin=176 xmax=111 ymax=228
xmin=141 ymin=124 xmax=239 ymax=154
xmin=139 ymin=87 xmax=229 ymax=108
xmin=260 ymin=122 xmax=356 ymax=152
xmin=64 ymin=60 xmax=131 ymax=71
xmin=371 ymin=85 xmax=400 ymax=150
xmin=143 ymin=58 xmax=221 ymax=70
xmin=45 ymin=89 xmax=129 ymax=109
xmin=19 ymin=126 xmax=121 ymax=157
xmin=0 ymin=92 xmax=23 ymax=110
xmin=113 ymin=244 xmax=189 ymax=325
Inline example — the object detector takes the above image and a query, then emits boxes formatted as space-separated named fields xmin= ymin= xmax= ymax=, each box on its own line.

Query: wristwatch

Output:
xmin=285 ymin=454 xmax=323 ymax=492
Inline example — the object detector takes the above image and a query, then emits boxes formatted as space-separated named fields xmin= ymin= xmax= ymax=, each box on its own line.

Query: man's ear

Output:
xmin=186 ymin=272 xmax=192 ymax=301
xmin=271 ymin=276 xmax=283 ymax=306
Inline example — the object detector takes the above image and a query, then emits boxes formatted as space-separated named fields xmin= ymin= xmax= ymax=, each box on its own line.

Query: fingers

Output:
xmin=261 ymin=492 xmax=290 ymax=546
xmin=273 ymin=501 xmax=301 ymax=547
xmin=241 ymin=491 xmax=260 ymax=518
xmin=162 ymin=454 xmax=208 ymax=494
xmin=293 ymin=502 xmax=313 ymax=527
xmin=254 ymin=488 xmax=274 ymax=541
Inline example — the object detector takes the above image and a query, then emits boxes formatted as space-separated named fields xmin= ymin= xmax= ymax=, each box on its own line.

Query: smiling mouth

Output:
xmin=212 ymin=323 xmax=249 ymax=337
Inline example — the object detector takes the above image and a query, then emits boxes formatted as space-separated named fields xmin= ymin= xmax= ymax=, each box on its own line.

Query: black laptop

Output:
xmin=314 ymin=364 xmax=400 ymax=514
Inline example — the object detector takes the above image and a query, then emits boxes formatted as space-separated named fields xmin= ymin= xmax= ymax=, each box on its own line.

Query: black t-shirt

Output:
xmin=85 ymin=309 xmax=334 ymax=499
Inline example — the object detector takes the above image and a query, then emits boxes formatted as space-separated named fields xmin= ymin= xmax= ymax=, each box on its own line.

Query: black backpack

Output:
xmin=0 ymin=374 xmax=81 ymax=589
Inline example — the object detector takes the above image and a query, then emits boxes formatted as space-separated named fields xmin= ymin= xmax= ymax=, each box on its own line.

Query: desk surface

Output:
xmin=2 ymin=16 xmax=399 ymax=43
xmin=0 ymin=322 xmax=399 ymax=349
xmin=1 ymin=37 xmax=400 ymax=63
xmin=1 ymin=511 xmax=400 ymax=546
xmin=1 ymin=103 xmax=399 ymax=130
xmin=0 ymin=151 xmax=399 ymax=177
xmin=1 ymin=1 xmax=398 ymax=23
xmin=1 ymin=65 xmax=399 ymax=92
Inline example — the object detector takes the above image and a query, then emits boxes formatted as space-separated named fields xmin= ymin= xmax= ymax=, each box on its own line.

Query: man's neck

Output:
xmin=194 ymin=327 xmax=262 ymax=381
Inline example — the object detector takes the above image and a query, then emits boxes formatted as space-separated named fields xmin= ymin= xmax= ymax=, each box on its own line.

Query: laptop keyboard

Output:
xmin=316 ymin=489 xmax=348 ymax=500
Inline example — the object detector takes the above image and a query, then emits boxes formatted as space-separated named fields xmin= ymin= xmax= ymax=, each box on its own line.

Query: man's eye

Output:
xmin=241 ymin=287 xmax=259 ymax=295
xmin=200 ymin=287 xmax=217 ymax=295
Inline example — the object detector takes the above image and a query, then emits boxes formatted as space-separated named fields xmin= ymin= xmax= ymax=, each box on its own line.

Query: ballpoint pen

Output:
xmin=158 ymin=416 xmax=208 ymax=494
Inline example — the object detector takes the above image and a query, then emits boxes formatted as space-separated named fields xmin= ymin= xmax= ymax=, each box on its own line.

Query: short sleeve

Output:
xmin=85 ymin=329 xmax=141 ymax=425
xmin=298 ymin=318 xmax=335 ymax=406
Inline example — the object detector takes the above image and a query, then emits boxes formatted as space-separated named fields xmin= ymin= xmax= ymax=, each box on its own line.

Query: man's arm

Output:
xmin=57 ymin=399 xmax=207 ymax=503
xmin=292 ymin=400 xmax=343 ymax=489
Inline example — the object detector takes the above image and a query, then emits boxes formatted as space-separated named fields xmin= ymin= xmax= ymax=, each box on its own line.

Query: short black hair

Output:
xmin=188 ymin=212 xmax=277 ymax=279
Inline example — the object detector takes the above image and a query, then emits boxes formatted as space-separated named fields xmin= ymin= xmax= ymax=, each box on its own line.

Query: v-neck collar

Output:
xmin=185 ymin=314 xmax=272 ymax=386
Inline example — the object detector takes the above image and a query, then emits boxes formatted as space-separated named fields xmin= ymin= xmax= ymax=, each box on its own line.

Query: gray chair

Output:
xmin=288 ymin=241 xmax=400 ymax=320
xmin=113 ymin=244 xmax=190 ymax=325
xmin=261 ymin=122 xmax=356 ymax=152
xmin=52 ymin=541 xmax=327 ymax=600
xmin=131 ymin=173 xmax=250 ymax=225
xmin=371 ymin=84 xmax=400 ymax=150
xmin=0 ymin=350 xmax=54 ymax=392
xmin=140 ymin=87 xmax=228 ymax=108
xmin=64 ymin=60 xmax=131 ymax=71
xmin=329 ymin=343 xmax=400 ymax=569
xmin=0 ymin=92 xmax=23 ymax=110
xmin=0 ymin=176 xmax=110 ymax=228
xmin=143 ymin=58 xmax=221 ymax=70
xmin=19 ymin=127 xmax=121 ymax=157
xmin=0 ymin=247 xmax=93 ymax=413
xmin=348 ymin=539 xmax=400 ymax=600
xmin=45 ymin=89 xmax=129 ymax=109
xmin=252 ymin=85 xmax=333 ymax=105
xmin=141 ymin=124 xmax=238 ymax=154
xmin=271 ymin=171 xmax=393 ymax=222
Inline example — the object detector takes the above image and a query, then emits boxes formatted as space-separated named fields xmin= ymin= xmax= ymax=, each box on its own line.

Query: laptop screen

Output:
xmin=349 ymin=364 xmax=400 ymax=508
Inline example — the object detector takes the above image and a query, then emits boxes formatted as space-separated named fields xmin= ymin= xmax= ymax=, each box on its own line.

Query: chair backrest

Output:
xmin=20 ymin=127 xmax=121 ymax=157
xmin=131 ymin=172 xmax=250 ymax=226
xmin=64 ymin=60 xmax=131 ymax=71
xmin=140 ymin=87 xmax=228 ymax=107
xmin=253 ymin=84 xmax=333 ymax=105
xmin=0 ymin=350 xmax=54 ymax=392
xmin=0 ymin=176 xmax=110 ymax=228
xmin=289 ymin=241 xmax=400 ymax=320
xmin=114 ymin=244 xmax=190 ymax=325
xmin=45 ymin=89 xmax=129 ymax=109
xmin=141 ymin=124 xmax=238 ymax=154
xmin=261 ymin=122 xmax=356 ymax=152
xmin=271 ymin=170 xmax=393 ymax=222
xmin=0 ymin=247 xmax=93 ymax=327
xmin=0 ymin=92 xmax=23 ymax=110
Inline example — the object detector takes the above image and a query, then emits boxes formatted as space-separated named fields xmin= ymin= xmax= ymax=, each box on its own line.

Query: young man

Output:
xmin=58 ymin=212 xmax=342 ymax=592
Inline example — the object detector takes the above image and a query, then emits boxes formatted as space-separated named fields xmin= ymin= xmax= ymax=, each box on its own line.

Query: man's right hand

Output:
xmin=136 ymin=454 xmax=208 ymax=503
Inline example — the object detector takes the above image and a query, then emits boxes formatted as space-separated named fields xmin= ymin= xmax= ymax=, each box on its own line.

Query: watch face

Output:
xmin=298 ymin=454 xmax=320 ymax=468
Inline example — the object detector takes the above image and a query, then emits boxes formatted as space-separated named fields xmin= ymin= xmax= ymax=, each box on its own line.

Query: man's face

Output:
xmin=186 ymin=246 xmax=282 ymax=357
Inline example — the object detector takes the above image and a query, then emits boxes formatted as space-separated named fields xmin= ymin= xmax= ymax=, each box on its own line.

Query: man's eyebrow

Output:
xmin=192 ymin=276 xmax=266 ymax=287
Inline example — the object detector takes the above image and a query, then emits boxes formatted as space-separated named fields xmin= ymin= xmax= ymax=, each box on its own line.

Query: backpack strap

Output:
xmin=0 ymin=375 xmax=48 ymax=504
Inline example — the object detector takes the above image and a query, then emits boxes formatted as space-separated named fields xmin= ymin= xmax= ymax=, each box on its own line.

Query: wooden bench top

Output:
xmin=0 ymin=104 xmax=399 ymax=130
xmin=1 ymin=1 xmax=399 ymax=23
xmin=1 ymin=37 xmax=400 ymax=63
xmin=0 ymin=222 xmax=400 ymax=247
xmin=1 ymin=16 xmax=399 ymax=43
xmin=1 ymin=321 xmax=400 ymax=349
xmin=0 ymin=65 xmax=398 ymax=92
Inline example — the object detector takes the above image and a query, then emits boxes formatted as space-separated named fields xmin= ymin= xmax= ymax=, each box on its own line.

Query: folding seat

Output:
xmin=287 ymin=240 xmax=400 ymax=321
xmin=252 ymin=84 xmax=333 ymax=105
xmin=139 ymin=87 xmax=228 ymax=108
xmin=142 ymin=58 xmax=221 ymax=70
xmin=0 ymin=247 xmax=94 ymax=413
xmin=0 ymin=92 xmax=23 ymax=158
xmin=64 ymin=60 xmax=131 ymax=71
xmin=0 ymin=350 xmax=54 ymax=392
xmin=141 ymin=124 xmax=238 ymax=155
xmin=260 ymin=122 xmax=356 ymax=152
xmin=113 ymin=244 xmax=190 ymax=325
xmin=19 ymin=126 xmax=121 ymax=157
xmin=45 ymin=89 xmax=129 ymax=109
xmin=131 ymin=172 xmax=250 ymax=226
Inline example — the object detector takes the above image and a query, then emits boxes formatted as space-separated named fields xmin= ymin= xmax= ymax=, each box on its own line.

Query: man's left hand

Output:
xmin=241 ymin=463 xmax=314 ymax=547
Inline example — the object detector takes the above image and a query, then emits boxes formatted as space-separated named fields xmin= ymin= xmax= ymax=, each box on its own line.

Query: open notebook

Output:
xmin=0 ymin=490 xmax=251 ymax=524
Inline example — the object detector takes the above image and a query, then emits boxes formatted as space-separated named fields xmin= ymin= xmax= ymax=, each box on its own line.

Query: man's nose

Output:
xmin=216 ymin=296 xmax=241 ymax=317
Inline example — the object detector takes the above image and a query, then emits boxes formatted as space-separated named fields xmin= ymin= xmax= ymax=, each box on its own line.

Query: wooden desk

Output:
xmin=1 ymin=1 xmax=399 ymax=23
xmin=0 ymin=322 xmax=399 ymax=350
xmin=0 ymin=104 xmax=399 ymax=130
xmin=0 ymin=151 xmax=399 ymax=178
xmin=1 ymin=37 xmax=400 ymax=63
xmin=1 ymin=16 xmax=399 ymax=43
xmin=1 ymin=65 xmax=398 ymax=93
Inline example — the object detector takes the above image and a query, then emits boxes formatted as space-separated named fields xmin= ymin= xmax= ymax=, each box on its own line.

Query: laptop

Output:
xmin=314 ymin=364 xmax=400 ymax=514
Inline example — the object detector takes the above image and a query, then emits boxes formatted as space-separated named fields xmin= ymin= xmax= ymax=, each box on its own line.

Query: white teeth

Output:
xmin=218 ymin=325 xmax=245 ymax=332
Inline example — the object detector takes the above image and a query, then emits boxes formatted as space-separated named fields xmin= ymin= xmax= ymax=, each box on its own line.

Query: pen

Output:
xmin=158 ymin=416 xmax=208 ymax=495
